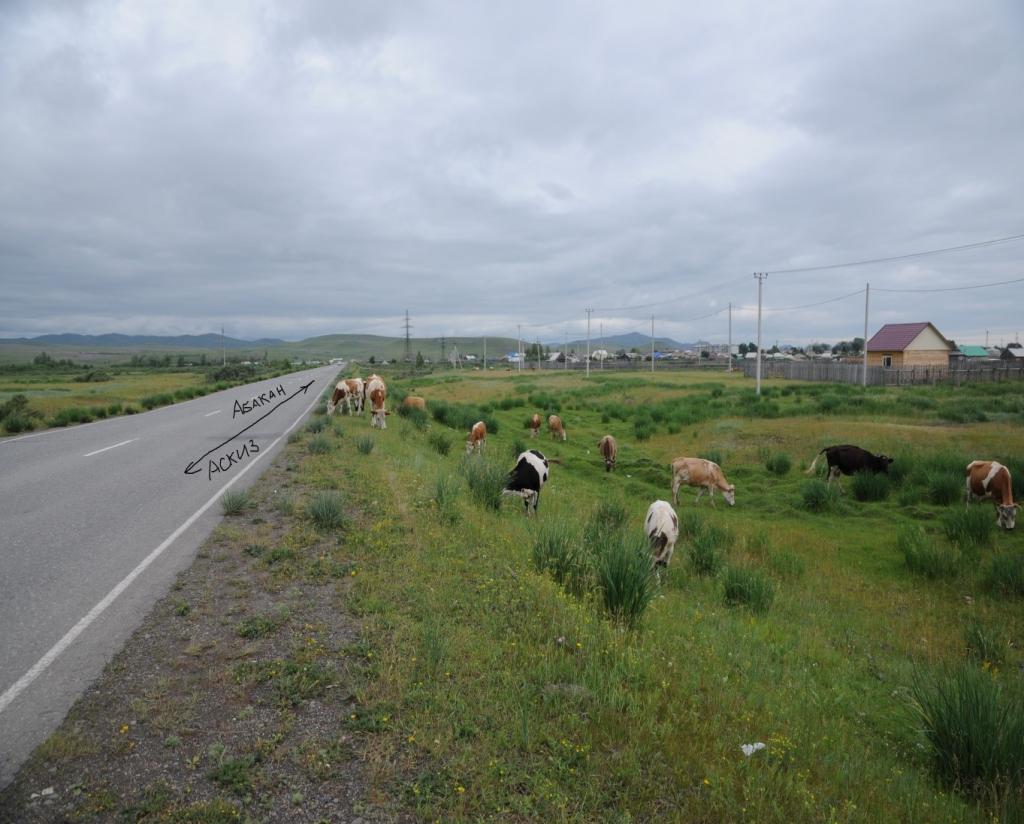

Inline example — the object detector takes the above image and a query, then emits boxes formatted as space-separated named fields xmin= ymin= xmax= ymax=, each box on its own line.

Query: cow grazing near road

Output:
xmin=966 ymin=460 xmax=1019 ymax=529
xmin=402 ymin=395 xmax=426 ymax=411
xmin=503 ymin=449 xmax=550 ymax=515
xmin=466 ymin=420 xmax=487 ymax=454
xmin=671 ymin=457 xmax=736 ymax=507
xmin=645 ymin=500 xmax=679 ymax=568
xmin=598 ymin=435 xmax=617 ymax=472
xmin=344 ymin=378 xmax=364 ymax=414
xmin=327 ymin=381 xmax=350 ymax=416
xmin=548 ymin=414 xmax=567 ymax=441
xmin=805 ymin=444 xmax=893 ymax=487
xmin=366 ymin=377 xmax=388 ymax=429
xmin=529 ymin=413 xmax=542 ymax=438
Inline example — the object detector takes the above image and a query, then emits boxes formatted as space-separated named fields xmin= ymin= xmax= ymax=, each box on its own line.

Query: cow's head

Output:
xmin=997 ymin=503 xmax=1019 ymax=530
xmin=723 ymin=485 xmax=736 ymax=506
xmin=878 ymin=455 xmax=894 ymax=472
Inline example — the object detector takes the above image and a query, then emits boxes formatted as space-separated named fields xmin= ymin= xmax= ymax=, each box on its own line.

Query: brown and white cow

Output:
xmin=327 ymin=381 xmax=350 ymax=416
xmin=466 ymin=420 xmax=487 ymax=454
xmin=529 ymin=413 xmax=542 ymax=438
xmin=671 ymin=457 xmax=736 ymax=507
xmin=966 ymin=460 xmax=1018 ymax=529
xmin=366 ymin=377 xmax=388 ymax=429
xmin=598 ymin=435 xmax=617 ymax=472
xmin=402 ymin=395 xmax=427 ymax=411
xmin=548 ymin=414 xmax=567 ymax=441
xmin=645 ymin=500 xmax=679 ymax=568
xmin=344 ymin=378 xmax=365 ymax=414
xmin=362 ymin=374 xmax=381 ymax=410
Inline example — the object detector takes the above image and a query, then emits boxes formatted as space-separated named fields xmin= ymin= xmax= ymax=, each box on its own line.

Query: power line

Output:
xmin=766 ymin=232 xmax=1024 ymax=275
xmin=873 ymin=275 xmax=1024 ymax=293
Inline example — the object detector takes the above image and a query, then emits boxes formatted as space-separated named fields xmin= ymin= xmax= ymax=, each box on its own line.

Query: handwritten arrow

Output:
xmin=184 ymin=379 xmax=316 ymax=475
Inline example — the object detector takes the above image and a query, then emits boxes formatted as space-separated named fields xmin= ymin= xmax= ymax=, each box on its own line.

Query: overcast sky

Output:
xmin=1 ymin=0 xmax=1022 ymax=347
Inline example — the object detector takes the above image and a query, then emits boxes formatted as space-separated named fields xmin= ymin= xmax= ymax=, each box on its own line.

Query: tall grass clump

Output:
xmin=801 ymin=480 xmax=838 ymax=512
xmin=433 ymin=474 xmax=461 ymax=526
xmin=221 ymin=489 xmax=250 ymax=515
xmin=925 ymin=471 xmax=962 ymax=505
xmin=985 ymin=553 xmax=1024 ymax=597
xmin=722 ymin=566 xmax=774 ymax=614
xmin=355 ymin=436 xmax=375 ymax=455
xmin=511 ymin=439 xmax=527 ymax=459
xmin=910 ymin=663 xmax=1024 ymax=808
xmin=943 ymin=507 xmax=995 ymax=548
xmin=307 ymin=435 xmax=332 ymax=454
xmin=398 ymin=405 xmax=429 ymax=430
xmin=764 ymin=452 xmax=792 ymax=476
xmin=307 ymin=491 xmax=346 ymax=531
xmin=897 ymin=526 xmax=959 ymax=579
xmin=306 ymin=416 xmax=327 ymax=433
xmin=769 ymin=551 xmax=806 ymax=580
xmin=963 ymin=619 xmax=1007 ymax=666
xmin=851 ymin=470 xmax=891 ymax=501
xmin=427 ymin=431 xmax=452 ymax=456
xmin=677 ymin=509 xmax=704 ymax=540
xmin=50 ymin=406 xmax=94 ymax=427
xmin=532 ymin=521 xmax=588 ymax=596
xmin=593 ymin=535 xmax=656 ymax=628
xmin=583 ymin=500 xmax=629 ymax=545
xmin=689 ymin=530 xmax=725 ymax=577
xmin=461 ymin=455 xmax=507 ymax=512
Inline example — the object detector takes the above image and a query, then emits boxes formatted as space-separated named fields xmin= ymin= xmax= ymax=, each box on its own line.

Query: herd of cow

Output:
xmin=328 ymin=378 xmax=1018 ymax=571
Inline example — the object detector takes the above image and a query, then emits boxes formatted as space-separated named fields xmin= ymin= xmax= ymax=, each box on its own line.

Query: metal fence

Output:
xmin=739 ymin=359 xmax=1024 ymax=386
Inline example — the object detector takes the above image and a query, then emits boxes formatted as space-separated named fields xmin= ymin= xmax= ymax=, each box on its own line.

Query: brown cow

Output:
xmin=966 ymin=460 xmax=1018 ymax=529
xmin=402 ymin=395 xmax=426 ymax=411
xmin=598 ymin=435 xmax=617 ymax=472
xmin=327 ymin=381 xmax=350 ymax=416
xmin=671 ymin=457 xmax=735 ymax=507
xmin=366 ymin=377 xmax=388 ymax=429
xmin=466 ymin=420 xmax=487 ymax=454
xmin=548 ymin=414 xmax=567 ymax=441
xmin=529 ymin=413 xmax=542 ymax=438
xmin=344 ymin=378 xmax=365 ymax=414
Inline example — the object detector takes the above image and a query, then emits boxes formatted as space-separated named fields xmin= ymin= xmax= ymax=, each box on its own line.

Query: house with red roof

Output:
xmin=866 ymin=322 xmax=954 ymax=368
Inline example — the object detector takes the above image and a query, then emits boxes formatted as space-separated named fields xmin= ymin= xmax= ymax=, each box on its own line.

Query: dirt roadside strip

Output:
xmin=0 ymin=419 xmax=412 ymax=823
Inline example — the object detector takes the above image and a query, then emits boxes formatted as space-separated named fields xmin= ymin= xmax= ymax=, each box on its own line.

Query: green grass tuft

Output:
xmin=461 ymin=455 xmax=507 ymax=511
xmin=963 ymin=619 xmax=1007 ymax=666
xmin=432 ymin=474 xmax=461 ymax=525
xmin=764 ymin=452 xmax=792 ymax=476
xmin=722 ymin=565 xmax=774 ymax=614
xmin=427 ymin=431 xmax=452 ymax=456
xmin=851 ymin=470 xmax=891 ymax=501
xmin=355 ymin=436 xmax=375 ymax=455
xmin=307 ymin=490 xmax=346 ymax=530
xmin=593 ymin=535 xmax=656 ymax=628
xmin=897 ymin=526 xmax=959 ymax=579
xmin=801 ymin=479 xmax=838 ymax=512
xmin=307 ymin=435 xmax=332 ymax=454
xmin=220 ymin=489 xmax=250 ymax=516
xmin=985 ymin=552 xmax=1024 ymax=597
xmin=943 ymin=507 xmax=995 ymax=548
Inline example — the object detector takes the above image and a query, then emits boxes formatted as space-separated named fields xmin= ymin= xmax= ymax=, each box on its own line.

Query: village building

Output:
xmin=865 ymin=322 xmax=954 ymax=368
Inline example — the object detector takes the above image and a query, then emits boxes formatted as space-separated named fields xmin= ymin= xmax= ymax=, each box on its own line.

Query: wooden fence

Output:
xmin=739 ymin=359 xmax=1024 ymax=386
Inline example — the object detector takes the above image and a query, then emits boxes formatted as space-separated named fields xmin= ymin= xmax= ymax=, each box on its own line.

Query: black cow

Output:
xmin=805 ymin=444 xmax=893 ymax=487
xmin=502 ymin=449 xmax=549 ymax=515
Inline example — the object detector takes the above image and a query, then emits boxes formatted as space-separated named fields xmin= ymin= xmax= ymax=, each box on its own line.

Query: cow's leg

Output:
xmin=965 ymin=478 xmax=972 ymax=508
xmin=694 ymin=487 xmax=705 ymax=505
xmin=709 ymin=486 xmax=717 ymax=508
xmin=672 ymin=475 xmax=680 ymax=506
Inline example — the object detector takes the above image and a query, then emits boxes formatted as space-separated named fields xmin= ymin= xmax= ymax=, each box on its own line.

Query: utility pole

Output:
xmin=585 ymin=308 xmax=593 ymax=377
xmin=403 ymin=310 xmax=412 ymax=362
xmin=650 ymin=315 xmax=655 ymax=373
xmin=754 ymin=273 xmax=767 ymax=395
xmin=862 ymin=284 xmax=869 ymax=387
xmin=599 ymin=321 xmax=603 ymax=370
xmin=221 ymin=325 xmax=225 ymax=367
xmin=727 ymin=302 xmax=733 ymax=372
xmin=441 ymin=335 xmax=446 ymax=365
xmin=518 ymin=324 xmax=522 ymax=372
xmin=986 ymin=329 xmax=990 ymax=347
xmin=564 ymin=330 xmax=568 ymax=371
xmin=483 ymin=336 xmax=486 ymax=370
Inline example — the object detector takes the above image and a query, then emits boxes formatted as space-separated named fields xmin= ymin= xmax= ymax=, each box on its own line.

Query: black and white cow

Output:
xmin=503 ymin=449 xmax=550 ymax=515
xmin=805 ymin=444 xmax=893 ymax=487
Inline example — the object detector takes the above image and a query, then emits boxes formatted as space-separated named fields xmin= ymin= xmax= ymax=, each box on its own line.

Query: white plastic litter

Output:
xmin=741 ymin=742 xmax=766 ymax=757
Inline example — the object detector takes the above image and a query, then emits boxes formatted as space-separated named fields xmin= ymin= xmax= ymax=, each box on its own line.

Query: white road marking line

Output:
xmin=83 ymin=438 xmax=138 ymax=457
xmin=204 ymin=410 xmax=222 ymax=417
xmin=0 ymin=388 xmax=323 ymax=717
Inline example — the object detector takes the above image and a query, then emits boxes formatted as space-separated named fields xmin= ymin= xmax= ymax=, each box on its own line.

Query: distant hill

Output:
xmin=552 ymin=332 xmax=693 ymax=352
xmin=8 ymin=333 xmax=286 ymax=349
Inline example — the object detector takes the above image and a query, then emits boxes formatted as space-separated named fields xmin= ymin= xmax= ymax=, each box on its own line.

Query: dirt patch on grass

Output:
xmin=0 ymin=439 xmax=412 ymax=823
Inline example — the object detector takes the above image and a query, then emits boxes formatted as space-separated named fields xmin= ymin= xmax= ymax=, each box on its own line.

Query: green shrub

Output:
xmin=723 ymin=566 xmax=774 ymax=614
xmin=963 ymin=619 xmax=1007 ymax=666
xmin=106 ymin=403 xmax=123 ymax=416
xmin=461 ymin=455 xmax=507 ymax=512
xmin=677 ymin=510 xmax=704 ymax=540
xmin=594 ymin=536 xmax=656 ymax=627
xmin=433 ymin=474 xmax=461 ymax=525
xmin=703 ymin=449 xmax=723 ymax=467
xmin=801 ymin=480 xmax=838 ymax=512
xmin=583 ymin=500 xmax=629 ymax=545
xmin=533 ymin=521 xmax=588 ymax=595
xmin=306 ymin=416 xmax=327 ymax=433
xmin=633 ymin=418 xmax=656 ymax=441
xmin=307 ymin=491 xmax=346 ymax=530
xmin=2 ymin=413 xmax=35 ymax=433
xmin=689 ymin=531 xmax=725 ymax=577
xmin=925 ymin=472 xmax=962 ymax=506
xmin=897 ymin=526 xmax=959 ymax=579
xmin=50 ymin=406 xmax=94 ymax=427
xmin=307 ymin=435 xmax=332 ymax=454
xmin=851 ymin=470 xmax=891 ymax=502
xmin=427 ymin=431 xmax=452 ymax=456
xmin=944 ymin=507 xmax=995 ymax=548
xmin=985 ymin=553 xmax=1024 ymax=597
xmin=910 ymin=663 xmax=1024 ymax=804
xmin=221 ymin=489 xmax=250 ymax=516
xmin=511 ymin=439 xmax=527 ymax=459
xmin=399 ymin=405 xmax=429 ymax=430
xmin=140 ymin=393 xmax=174 ymax=410
xmin=237 ymin=613 xmax=283 ymax=639
xmin=355 ymin=436 xmax=375 ymax=455
xmin=764 ymin=452 xmax=792 ymax=476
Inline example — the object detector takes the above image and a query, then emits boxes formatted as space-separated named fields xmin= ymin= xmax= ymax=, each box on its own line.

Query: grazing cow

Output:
xmin=503 ymin=449 xmax=550 ymax=515
xmin=362 ymin=374 xmax=382 ymax=409
xmin=402 ymin=395 xmax=427 ymax=411
xmin=327 ymin=381 xmax=350 ymax=416
xmin=671 ymin=457 xmax=736 ymax=507
xmin=805 ymin=444 xmax=893 ymax=487
xmin=645 ymin=500 xmax=679 ymax=568
xmin=548 ymin=414 xmax=567 ymax=441
xmin=598 ymin=435 xmax=618 ymax=472
xmin=366 ymin=377 xmax=388 ymax=429
xmin=344 ymin=378 xmax=365 ymax=414
xmin=529 ymin=413 xmax=542 ymax=438
xmin=966 ymin=460 xmax=1019 ymax=529
xmin=466 ymin=420 xmax=487 ymax=454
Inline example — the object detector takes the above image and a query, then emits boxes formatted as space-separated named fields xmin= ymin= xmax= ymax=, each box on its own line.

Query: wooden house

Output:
xmin=865 ymin=322 xmax=954 ymax=368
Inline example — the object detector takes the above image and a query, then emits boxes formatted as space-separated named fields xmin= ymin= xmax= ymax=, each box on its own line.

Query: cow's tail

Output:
xmin=805 ymin=448 xmax=826 ymax=475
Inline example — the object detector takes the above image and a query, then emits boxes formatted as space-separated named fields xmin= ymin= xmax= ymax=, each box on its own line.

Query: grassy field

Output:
xmin=5 ymin=369 xmax=1022 ymax=821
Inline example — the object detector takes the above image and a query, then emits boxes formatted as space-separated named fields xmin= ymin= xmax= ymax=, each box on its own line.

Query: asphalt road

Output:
xmin=0 ymin=364 xmax=340 ymax=788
